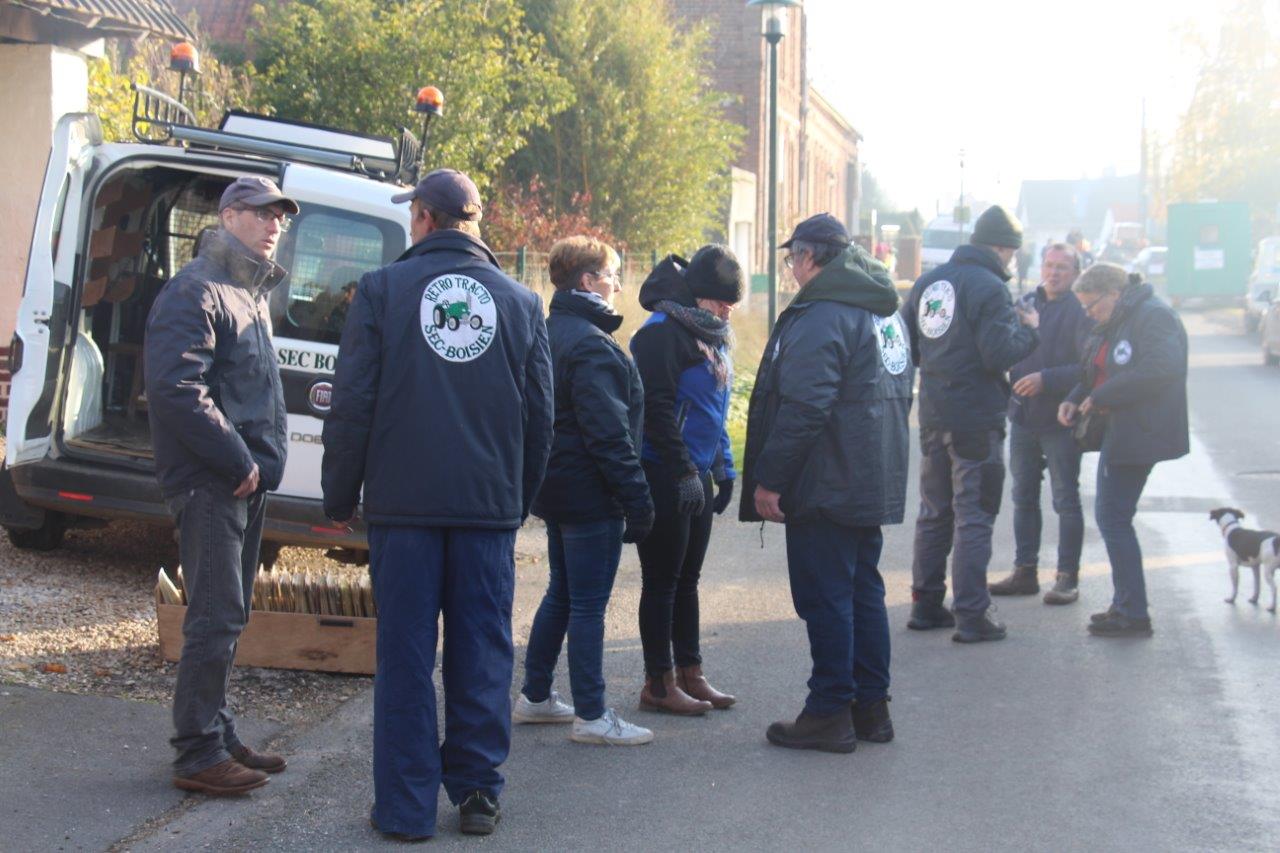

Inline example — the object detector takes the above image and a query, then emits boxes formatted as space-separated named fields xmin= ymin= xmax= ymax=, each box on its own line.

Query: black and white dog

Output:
xmin=1208 ymin=507 xmax=1280 ymax=612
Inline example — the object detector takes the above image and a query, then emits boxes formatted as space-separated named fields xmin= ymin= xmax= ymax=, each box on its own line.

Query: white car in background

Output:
xmin=1246 ymin=237 xmax=1280 ymax=334
xmin=920 ymin=217 xmax=967 ymax=275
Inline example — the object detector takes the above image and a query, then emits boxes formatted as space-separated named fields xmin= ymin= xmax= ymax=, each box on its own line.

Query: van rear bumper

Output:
xmin=3 ymin=456 xmax=368 ymax=549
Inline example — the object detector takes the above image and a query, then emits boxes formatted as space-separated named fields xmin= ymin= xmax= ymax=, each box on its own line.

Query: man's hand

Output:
xmin=1015 ymin=302 xmax=1040 ymax=329
xmin=1057 ymin=401 xmax=1079 ymax=427
xmin=1013 ymin=372 xmax=1044 ymax=397
xmin=1079 ymin=396 xmax=1096 ymax=417
xmin=233 ymin=463 xmax=260 ymax=498
xmin=328 ymin=511 xmax=356 ymax=532
xmin=712 ymin=479 xmax=735 ymax=515
xmin=754 ymin=485 xmax=785 ymax=523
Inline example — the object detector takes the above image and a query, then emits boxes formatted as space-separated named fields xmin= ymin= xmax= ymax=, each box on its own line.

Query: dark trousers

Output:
xmin=911 ymin=428 xmax=1006 ymax=618
xmin=1094 ymin=450 xmax=1154 ymax=619
xmin=785 ymin=521 xmax=890 ymax=716
xmin=522 ymin=519 xmax=624 ymax=721
xmin=1009 ymin=422 xmax=1085 ymax=575
xmin=369 ymin=525 xmax=516 ymax=839
xmin=636 ymin=465 xmax=713 ymax=676
xmin=167 ymin=483 xmax=266 ymax=776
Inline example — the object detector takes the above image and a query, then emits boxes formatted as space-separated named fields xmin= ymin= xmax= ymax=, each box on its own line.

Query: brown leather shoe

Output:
xmin=677 ymin=664 xmax=736 ymax=709
xmin=639 ymin=670 xmax=713 ymax=716
xmin=230 ymin=744 xmax=287 ymax=773
xmin=173 ymin=758 xmax=268 ymax=795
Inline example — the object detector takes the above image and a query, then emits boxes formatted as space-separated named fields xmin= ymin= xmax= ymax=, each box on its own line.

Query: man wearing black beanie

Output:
xmin=902 ymin=205 xmax=1040 ymax=643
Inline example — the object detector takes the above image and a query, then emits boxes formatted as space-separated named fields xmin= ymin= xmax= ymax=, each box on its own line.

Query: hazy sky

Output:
xmin=803 ymin=0 xmax=1230 ymax=215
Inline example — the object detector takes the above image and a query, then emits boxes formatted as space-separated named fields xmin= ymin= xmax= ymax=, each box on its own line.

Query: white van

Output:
xmin=920 ymin=217 xmax=967 ymax=274
xmin=0 ymin=87 xmax=423 ymax=559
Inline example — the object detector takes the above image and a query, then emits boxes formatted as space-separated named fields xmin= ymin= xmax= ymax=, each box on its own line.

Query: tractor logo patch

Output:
xmin=1113 ymin=339 xmax=1133 ymax=365
xmin=875 ymin=313 xmax=910 ymax=376
xmin=421 ymin=274 xmax=497 ymax=363
xmin=918 ymin=280 xmax=955 ymax=339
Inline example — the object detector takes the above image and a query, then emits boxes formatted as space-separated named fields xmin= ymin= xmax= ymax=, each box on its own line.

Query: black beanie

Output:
xmin=971 ymin=205 xmax=1024 ymax=249
xmin=684 ymin=244 xmax=744 ymax=303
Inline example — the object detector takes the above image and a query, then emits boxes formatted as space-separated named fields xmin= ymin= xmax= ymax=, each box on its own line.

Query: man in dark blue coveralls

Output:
xmin=322 ymin=169 xmax=553 ymax=840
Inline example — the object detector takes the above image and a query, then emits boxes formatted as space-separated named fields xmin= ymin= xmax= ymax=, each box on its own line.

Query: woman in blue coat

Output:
xmin=1059 ymin=263 xmax=1189 ymax=638
xmin=630 ymin=246 xmax=743 ymax=715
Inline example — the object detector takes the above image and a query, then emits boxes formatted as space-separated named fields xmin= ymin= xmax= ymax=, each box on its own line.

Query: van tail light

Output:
xmin=8 ymin=334 xmax=22 ymax=376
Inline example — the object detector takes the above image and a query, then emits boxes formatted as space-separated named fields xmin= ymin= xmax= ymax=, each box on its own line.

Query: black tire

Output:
xmin=446 ymin=316 xmax=460 ymax=331
xmin=469 ymin=314 xmax=483 ymax=330
xmin=6 ymin=514 xmax=67 ymax=551
xmin=433 ymin=305 xmax=446 ymax=328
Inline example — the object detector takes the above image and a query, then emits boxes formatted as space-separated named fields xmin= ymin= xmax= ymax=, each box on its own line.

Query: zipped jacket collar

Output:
xmin=398 ymin=228 xmax=501 ymax=268
xmin=201 ymin=228 xmax=288 ymax=293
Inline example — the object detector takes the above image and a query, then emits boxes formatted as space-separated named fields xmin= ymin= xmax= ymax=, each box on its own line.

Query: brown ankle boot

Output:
xmin=639 ymin=670 xmax=713 ymax=715
xmin=677 ymin=664 xmax=736 ymax=709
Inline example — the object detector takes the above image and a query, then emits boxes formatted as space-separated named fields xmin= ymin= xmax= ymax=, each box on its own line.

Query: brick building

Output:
xmin=673 ymin=1 xmax=861 ymax=283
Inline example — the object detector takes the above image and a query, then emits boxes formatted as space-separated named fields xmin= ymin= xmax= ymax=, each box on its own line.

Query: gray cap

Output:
xmin=219 ymin=176 xmax=300 ymax=215
xmin=391 ymin=168 xmax=483 ymax=221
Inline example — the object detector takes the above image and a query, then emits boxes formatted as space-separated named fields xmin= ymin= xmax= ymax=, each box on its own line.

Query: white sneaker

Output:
xmin=513 ymin=691 xmax=575 ymax=724
xmin=570 ymin=708 xmax=654 ymax=746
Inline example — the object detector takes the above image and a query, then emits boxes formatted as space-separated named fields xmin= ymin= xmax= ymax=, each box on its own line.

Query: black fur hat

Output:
xmin=685 ymin=244 xmax=744 ymax=304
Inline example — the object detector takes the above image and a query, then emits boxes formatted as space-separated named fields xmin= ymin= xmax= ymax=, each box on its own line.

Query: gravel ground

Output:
xmin=0 ymin=510 xmax=546 ymax=725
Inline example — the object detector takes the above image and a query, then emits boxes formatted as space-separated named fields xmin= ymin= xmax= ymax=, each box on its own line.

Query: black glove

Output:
xmin=675 ymin=473 xmax=706 ymax=516
xmin=622 ymin=511 xmax=654 ymax=544
xmin=712 ymin=479 xmax=734 ymax=515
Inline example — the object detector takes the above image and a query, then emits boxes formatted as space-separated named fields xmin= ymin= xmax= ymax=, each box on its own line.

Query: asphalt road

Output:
xmin=12 ymin=307 xmax=1280 ymax=851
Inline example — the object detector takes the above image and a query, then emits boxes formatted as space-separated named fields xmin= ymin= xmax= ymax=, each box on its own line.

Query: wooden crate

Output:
xmin=156 ymin=602 xmax=376 ymax=675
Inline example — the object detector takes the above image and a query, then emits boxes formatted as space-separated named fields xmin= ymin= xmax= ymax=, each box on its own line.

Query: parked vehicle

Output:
xmin=1128 ymin=245 xmax=1167 ymax=291
xmin=1245 ymin=237 xmax=1280 ymax=334
xmin=920 ymin=217 xmax=967 ymax=275
xmin=1263 ymin=298 xmax=1280 ymax=366
xmin=0 ymin=76 xmax=436 ymax=555
xmin=1165 ymin=202 xmax=1251 ymax=307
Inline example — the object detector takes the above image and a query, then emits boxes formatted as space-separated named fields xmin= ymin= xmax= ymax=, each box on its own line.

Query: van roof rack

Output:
xmin=130 ymin=84 xmax=420 ymax=185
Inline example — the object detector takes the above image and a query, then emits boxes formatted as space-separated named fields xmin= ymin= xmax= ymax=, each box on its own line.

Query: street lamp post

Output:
xmin=747 ymin=0 xmax=800 ymax=333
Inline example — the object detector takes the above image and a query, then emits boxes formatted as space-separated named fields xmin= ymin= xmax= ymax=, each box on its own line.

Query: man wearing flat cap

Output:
xmin=739 ymin=213 xmax=912 ymax=753
xmin=323 ymin=168 xmax=553 ymax=840
xmin=901 ymin=204 xmax=1040 ymax=643
xmin=144 ymin=175 xmax=297 ymax=795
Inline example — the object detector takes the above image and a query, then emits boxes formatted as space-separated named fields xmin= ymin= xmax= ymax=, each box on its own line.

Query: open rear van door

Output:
xmin=6 ymin=113 xmax=101 ymax=466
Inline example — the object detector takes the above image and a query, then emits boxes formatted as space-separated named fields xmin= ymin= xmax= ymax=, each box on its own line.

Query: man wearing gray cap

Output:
xmin=144 ymin=175 xmax=297 ymax=794
xmin=323 ymin=168 xmax=553 ymax=840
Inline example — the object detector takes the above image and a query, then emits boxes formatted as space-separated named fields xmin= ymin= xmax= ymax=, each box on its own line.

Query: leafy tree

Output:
xmin=484 ymin=177 xmax=619 ymax=253
xmin=1168 ymin=0 xmax=1280 ymax=220
xmin=504 ymin=0 xmax=743 ymax=251
xmin=249 ymin=0 xmax=570 ymax=189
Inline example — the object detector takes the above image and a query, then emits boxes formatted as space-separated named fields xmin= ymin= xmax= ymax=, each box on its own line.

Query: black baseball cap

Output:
xmin=219 ymin=176 xmax=299 ymax=214
xmin=781 ymin=213 xmax=851 ymax=250
xmin=391 ymin=168 xmax=483 ymax=221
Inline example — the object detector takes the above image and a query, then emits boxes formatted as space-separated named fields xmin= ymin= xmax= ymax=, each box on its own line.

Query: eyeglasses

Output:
xmin=1078 ymin=293 xmax=1112 ymax=313
xmin=589 ymin=269 xmax=621 ymax=284
xmin=233 ymin=205 xmax=292 ymax=232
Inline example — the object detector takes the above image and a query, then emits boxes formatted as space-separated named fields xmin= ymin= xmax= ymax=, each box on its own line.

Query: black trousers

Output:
xmin=636 ymin=463 xmax=714 ymax=676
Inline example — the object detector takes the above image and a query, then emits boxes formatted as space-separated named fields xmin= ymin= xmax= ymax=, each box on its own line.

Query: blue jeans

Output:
xmin=1094 ymin=450 xmax=1154 ymax=619
xmin=369 ymin=525 xmax=516 ymax=840
xmin=785 ymin=520 xmax=890 ymax=716
xmin=166 ymin=483 xmax=266 ymax=776
xmin=521 ymin=519 xmax=624 ymax=722
xmin=1009 ymin=422 xmax=1084 ymax=575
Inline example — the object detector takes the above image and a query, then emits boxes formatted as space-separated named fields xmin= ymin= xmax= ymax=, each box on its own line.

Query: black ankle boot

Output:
xmin=907 ymin=600 xmax=955 ymax=630
xmin=851 ymin=696 xmax=894 ymax=743
xmin=989 ymin=566 xmax=1039 ymax=596
xmin=766 ymin=709 xmax=857 ymax=753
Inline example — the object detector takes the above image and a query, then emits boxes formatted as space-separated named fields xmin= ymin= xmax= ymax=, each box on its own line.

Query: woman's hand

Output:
xmin=1013 ymin=372 xmax=1044 ymax=397
xmin=1058 ymin=401 xmax=1079 ymax=428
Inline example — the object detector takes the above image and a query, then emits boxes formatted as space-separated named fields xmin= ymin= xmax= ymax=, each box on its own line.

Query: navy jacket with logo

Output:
xmin=1066 ymin=282 xmax=1188 ymax=466
xmin=321 ymin=230 xmax=553 ymax=528
xmin=739 ymin=244 xmax=913 ymax=527
xmin=531 ymin=290 xmax=651 ymax=525
xmin=902 ymin=244 xmax=1039 ymax=434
